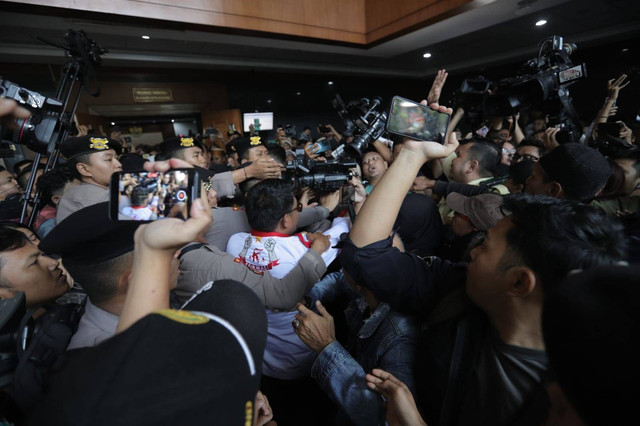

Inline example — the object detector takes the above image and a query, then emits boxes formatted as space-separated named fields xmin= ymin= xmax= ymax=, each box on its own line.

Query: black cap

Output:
xmin=60 ymin=135 xmax=122 ymax=160
xmin=538 ymin=143 xmax=610 ymax=201
xmin=159 ymin=136 xmax=203 ymax=158
xmin=234 ymin=136 xmax=264 ymax=160
xmin=29 ymin=280 xmax=267 ymax=425
xmin=225 ymin=139 xmax=239 ymax=156
xmin=119 ymin=153 xmax=148 ymax=172
xmin=39 ymin=202 xmax=140 ymax=262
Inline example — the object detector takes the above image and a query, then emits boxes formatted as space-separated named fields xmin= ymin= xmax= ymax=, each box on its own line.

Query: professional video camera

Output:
xmin=284 ymin=157 xmax=356 ymax=194
xmin=0 ymin=80 xmax=64 ymax=156
xmin=0 ymin=29 xmax=106 ymax=226
xmin=331 ymin=94 xmax=387 ymax=160
xmin=456 ymin=35 xmax=586 ymax=143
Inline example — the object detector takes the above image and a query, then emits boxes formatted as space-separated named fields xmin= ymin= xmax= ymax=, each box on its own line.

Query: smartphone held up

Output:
xmin=109 ymin=168 xmax=200 ymax=222
xmin=386 ymin=96 xmax=450 ymax=143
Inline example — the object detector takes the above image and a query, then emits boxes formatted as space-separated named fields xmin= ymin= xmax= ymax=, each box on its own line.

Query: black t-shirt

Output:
xmin=339 ymin=236 xmax=548 ymax=426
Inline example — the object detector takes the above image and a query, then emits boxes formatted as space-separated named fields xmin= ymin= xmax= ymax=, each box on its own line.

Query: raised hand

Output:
xmin=366 ymin=369 xmax=427 ymax=426
xmin=427 ymin=69 xmax=448 ymax=105
xmin=401 ymin=102 xmax=458 ymax=164
xmin=607 ymin=74 xmax=630 ymax=99
xmin=248 ymin=157 xmax=285 ymax=180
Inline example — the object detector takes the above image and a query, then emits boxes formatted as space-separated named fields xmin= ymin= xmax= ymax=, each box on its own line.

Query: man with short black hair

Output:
xmin=514 ymin=138 xmax=545 ymax=162
xmin=235 ymin=136 xmax=268 ymax=164
xmin=56 ymin=135 xmax=122 ymax=223
xmin=525 ymin=142 xmax=610 ymax=202
xmin=226 ymin=179 xmax=350 ymax=381
xmin=0 ymin=228 xmax=69 ymax=308
xmin=342 ymin=120 xmax=627 ymax=425
xmin=362 ymin=149 xmax=388 ymax=194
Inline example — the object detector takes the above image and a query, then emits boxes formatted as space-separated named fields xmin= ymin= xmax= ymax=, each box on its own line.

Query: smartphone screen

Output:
xmin=109 ymin=168 xmax=197 ymax=222
xmin=386 ymin=96 xmax=450 ymax=143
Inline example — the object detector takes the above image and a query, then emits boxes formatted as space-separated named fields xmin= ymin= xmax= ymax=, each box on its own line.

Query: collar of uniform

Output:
xmin=251 ymin=230 xmax=291 ymax=238
xmin=467 ymin=177 xmax=492 ymax=186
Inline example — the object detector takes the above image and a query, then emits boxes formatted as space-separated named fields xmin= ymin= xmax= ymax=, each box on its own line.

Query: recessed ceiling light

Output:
xmin=621 ymin=48 xmax=629 ymax=53
xmin=142 ymin=35 xmax=150 ymax=40
xmin=535 ymin=19 xmax=547 ymax=26
xmin=328 ymin=81 xmax=334 ymax=85
xmin=110 ymin=122 xmax=115 ymax=126
xmin=267 ymin=99 xmax=272 ymax=103
xmin=296 ymin=91 xmax=301 ymax=95
xmin=171 ymin=119 xmax=175 ymax=123
xmin=423 ymin=53 xmax=432 ymax=58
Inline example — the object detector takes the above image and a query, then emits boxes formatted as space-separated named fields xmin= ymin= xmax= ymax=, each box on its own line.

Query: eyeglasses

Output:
xmin=502 ymin=148 xmax=516 ymax=158
xmin=285 ymin=202 xmax=303 ymax=215
xmin=513 ymin=153 xmax=540 ymax=162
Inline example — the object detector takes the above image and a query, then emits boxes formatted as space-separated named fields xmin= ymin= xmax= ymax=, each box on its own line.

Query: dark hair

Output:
xmin=543 ymin=265 xmax=640 ymax=426
xmin=63 ymin=251 xmax=133 ymax=303
xmin=597 ymin=160 xmax=627 ymax=199
xmin=17 ymin=163 xmax=46 ymax=190
xmin=36 ymin=165 xmax=74 ymax=207
xmin=0 ymin=221 xmax=37 ymax=238
xmin=12 ymin=159 xmax=32 ymax=176
xmin=245 ymin=179 xmax=294 ymax=231
xmin=518 ymin=138 xmax=546 ymax=157
xmin=131 ymin=185 xmax=149 ymax=207
xmin=612 ymin=148 xmax=640 ymax=177
xmin=508 ymin=159 xmax=534 ymax=185
xmin=0 ymin=228 xmax=29 ymax=285
xmin=466 ymin=140 xmax=500 ymax=176
xmin=267 ymin=145 xmax=287 ymax=166
xmin=502 ymin=194 xmax=627 ymax=291
xmin=66 ymin=153 xmax=93 ymax=180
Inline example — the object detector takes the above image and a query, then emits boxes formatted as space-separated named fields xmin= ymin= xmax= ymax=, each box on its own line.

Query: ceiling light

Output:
xmin=621 ymin=48 xmax=629 ymax=53
xmin=296 ymin=91 xmax=301 ymax=95
xmin=267 ymin=99 xmax=272 ymax=103
xmin=423 ymin=53 xmax=432 ymax=58
xmin=142 ymin=35 xmax=150 ymax=40
xmin=535 ymin=20 xmax=547 ymax=26
xmin=328 ymin=81 xmax=334 ymax=85
xmin=110 ymin=122 xmax=115 ymax=126
xmin=171 ymin=119 xmax=175 ymax=123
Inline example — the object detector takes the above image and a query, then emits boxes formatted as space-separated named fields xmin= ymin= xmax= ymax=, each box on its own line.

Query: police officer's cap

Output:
xmin=60 ymin=135 xmax=122 ymax=160
xmin=40 ymin=202 xmax=140 ymax=263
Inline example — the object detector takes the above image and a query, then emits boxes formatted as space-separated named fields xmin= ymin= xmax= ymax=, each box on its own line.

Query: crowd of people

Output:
xmin=0 ymin=64 xmax=638 ymax=426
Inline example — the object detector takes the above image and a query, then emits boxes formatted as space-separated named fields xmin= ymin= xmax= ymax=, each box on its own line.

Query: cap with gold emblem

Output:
xmin=159 ymin=136 xmax=204 ymax=159
xmin=234 ymin=136 xmax=264 ymax=160
xmin=60 ymin=135 xmax=122 ymax=160
xmin=28 ymin=280 xmax=267 ymax=425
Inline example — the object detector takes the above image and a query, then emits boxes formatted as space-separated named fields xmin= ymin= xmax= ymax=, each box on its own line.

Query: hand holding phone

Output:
xmin=110 ymin=168 xmax=200 ymax=222
xmin=386 ymin=96 xmax=450 ymax=143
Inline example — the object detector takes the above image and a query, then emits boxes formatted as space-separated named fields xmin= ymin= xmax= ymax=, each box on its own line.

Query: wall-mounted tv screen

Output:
xmin=243 ymin=112 xmax=274 ymax=132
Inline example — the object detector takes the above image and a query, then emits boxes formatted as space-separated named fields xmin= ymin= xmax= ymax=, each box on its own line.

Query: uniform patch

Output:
xmin=89 ymin=137 xmax=109 ymax=150
xmin=180 ymin=137 xmax=195 ymax=147
xmin=155 ymin=309 xmax=209 ymax=324
xmin=250 ymin=136 xmax=261 ymax=146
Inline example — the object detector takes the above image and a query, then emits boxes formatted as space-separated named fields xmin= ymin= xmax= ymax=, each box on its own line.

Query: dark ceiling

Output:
xmin=0 ymin=0 xmax=639 ymax=121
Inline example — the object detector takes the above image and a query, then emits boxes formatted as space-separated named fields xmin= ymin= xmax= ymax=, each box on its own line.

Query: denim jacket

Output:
xmin=307 ymin=271 xmax=419 ymax=426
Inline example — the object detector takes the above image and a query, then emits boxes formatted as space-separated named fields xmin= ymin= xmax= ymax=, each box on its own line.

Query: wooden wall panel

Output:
xmin=2 ymin=0 xmax=472 ymax=44
xmin=2 ymin=0 xmax=366 ymax=43
xmin=365 ymin=0 xmax=474 ymax=43
xmin=75 ymin=81 xmax=228 ymax=115
xmin=201 ymin=108 xmax=243 ymax=140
